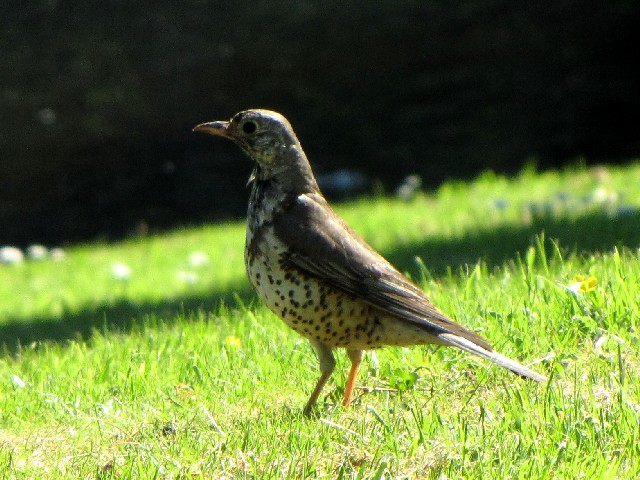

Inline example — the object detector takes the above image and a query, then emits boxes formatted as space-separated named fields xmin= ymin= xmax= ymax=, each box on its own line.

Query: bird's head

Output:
xmin=193 ymin=109 xmax=301 ymax=168
xmin=194 ymin=109 xmax=319 ymax=192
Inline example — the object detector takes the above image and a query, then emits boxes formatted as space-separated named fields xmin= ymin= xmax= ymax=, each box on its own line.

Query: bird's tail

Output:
xmin=439 ymin=333 xmax=547 ymax=383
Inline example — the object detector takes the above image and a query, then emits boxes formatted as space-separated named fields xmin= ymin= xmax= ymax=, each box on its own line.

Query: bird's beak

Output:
xmin=192 ymin=120 xmax=230 ymax=137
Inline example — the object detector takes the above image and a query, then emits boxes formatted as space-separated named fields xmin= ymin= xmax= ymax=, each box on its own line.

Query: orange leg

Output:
xmin=343 ymin=349 xmax=364 ymax=406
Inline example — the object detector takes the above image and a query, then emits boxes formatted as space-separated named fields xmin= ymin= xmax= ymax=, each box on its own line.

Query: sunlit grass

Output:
xmin=1 ymin=162 xmax=639 ymax=478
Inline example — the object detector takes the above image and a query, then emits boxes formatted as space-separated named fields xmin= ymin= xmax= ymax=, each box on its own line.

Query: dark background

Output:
xmin=2 ymin=0 xmax=639 ymax=246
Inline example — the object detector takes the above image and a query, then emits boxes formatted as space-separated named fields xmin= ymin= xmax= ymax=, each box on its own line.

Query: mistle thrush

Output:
xmin=194 ymin=109 xmax=547 ymax=415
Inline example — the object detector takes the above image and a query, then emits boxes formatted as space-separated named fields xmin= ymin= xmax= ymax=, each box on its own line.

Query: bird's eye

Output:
xmin=242 ymin=121 xmax=257 ymax=134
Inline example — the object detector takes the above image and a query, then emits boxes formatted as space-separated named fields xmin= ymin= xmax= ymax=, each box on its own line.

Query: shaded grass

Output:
xmin=0 ymin=162 xmax=639 ymax=478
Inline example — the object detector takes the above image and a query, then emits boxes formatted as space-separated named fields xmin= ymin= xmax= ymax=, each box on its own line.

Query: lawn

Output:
xmin=1 ymin=162 xmax=639 ymax=478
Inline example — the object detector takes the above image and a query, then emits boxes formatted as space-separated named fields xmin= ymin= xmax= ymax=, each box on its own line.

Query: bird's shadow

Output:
xmin=382 ymin=209 xmax=640 ymax=277
xmin=1 ymin=207 xmax=638 ymax=355
xmin=0 ymin=281 xmax=255 ymax=356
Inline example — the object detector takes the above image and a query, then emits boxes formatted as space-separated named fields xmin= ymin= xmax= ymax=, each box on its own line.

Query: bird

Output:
xmin=193 ymin=109 xmax=547 ymax=415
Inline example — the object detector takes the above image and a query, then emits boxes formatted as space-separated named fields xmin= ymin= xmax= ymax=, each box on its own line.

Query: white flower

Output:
xmin=0 ymin=246 xmax=24 ymax=265
xmin=591 ymin=187 xmax=617 ymax=203
xmin=111 ymin=263 xmax=132 ymax=281
xmin=188 ymin=251 xmax=210 ymax=268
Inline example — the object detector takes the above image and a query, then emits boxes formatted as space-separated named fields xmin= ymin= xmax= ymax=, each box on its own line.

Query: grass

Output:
xmin=1 ymin=161 xmax=640 ymax=478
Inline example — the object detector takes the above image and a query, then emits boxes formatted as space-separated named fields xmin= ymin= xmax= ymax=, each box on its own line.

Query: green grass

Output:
xmin=1 ymin=162 xmax=640 ymax=478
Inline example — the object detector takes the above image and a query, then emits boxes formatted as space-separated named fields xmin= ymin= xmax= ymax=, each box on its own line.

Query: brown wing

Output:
xmin=273 ymin=193 xmax=492 ymax=350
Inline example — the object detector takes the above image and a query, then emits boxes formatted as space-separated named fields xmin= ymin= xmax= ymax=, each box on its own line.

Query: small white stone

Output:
xmin=0 ymin=246 xmax=24 ymax=264
xmin=12 ymin=375 xmax=26 ymax=388
xmin=37 ymin=107 xmax=57 ymax=125
xmin=27 ymin=244 xmax=48 ymax=260
xmin=594 ymin=335 xmax=608 ymax=350
xmin=50 ymin=248 xmax=66 ymax=261
xmin=188 ymin=251 xmax=210 ymax=268
xmin=177 ymin=271 xmax=199 ymax=285
xmin=111 ymin=263 xmax=132 ymax=280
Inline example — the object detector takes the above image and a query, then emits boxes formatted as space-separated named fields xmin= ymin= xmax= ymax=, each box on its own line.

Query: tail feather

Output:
xmin=439 ymin=333 xmax=547 ymax=383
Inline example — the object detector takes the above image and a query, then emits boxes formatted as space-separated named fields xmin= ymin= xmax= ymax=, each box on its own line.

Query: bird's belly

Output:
xmin=245 ymin=234 xmax=437 ymax=350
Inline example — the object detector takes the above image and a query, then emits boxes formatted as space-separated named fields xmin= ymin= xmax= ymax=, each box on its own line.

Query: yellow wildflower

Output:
xmin=224 ymin=335 xmax=242 ymax=348
xmin=568 ymin=275 xmax=597 ymax=293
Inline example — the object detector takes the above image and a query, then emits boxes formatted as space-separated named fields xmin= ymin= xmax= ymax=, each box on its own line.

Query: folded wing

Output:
xmin=274 ymin=193 xmax=493 ymax=351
